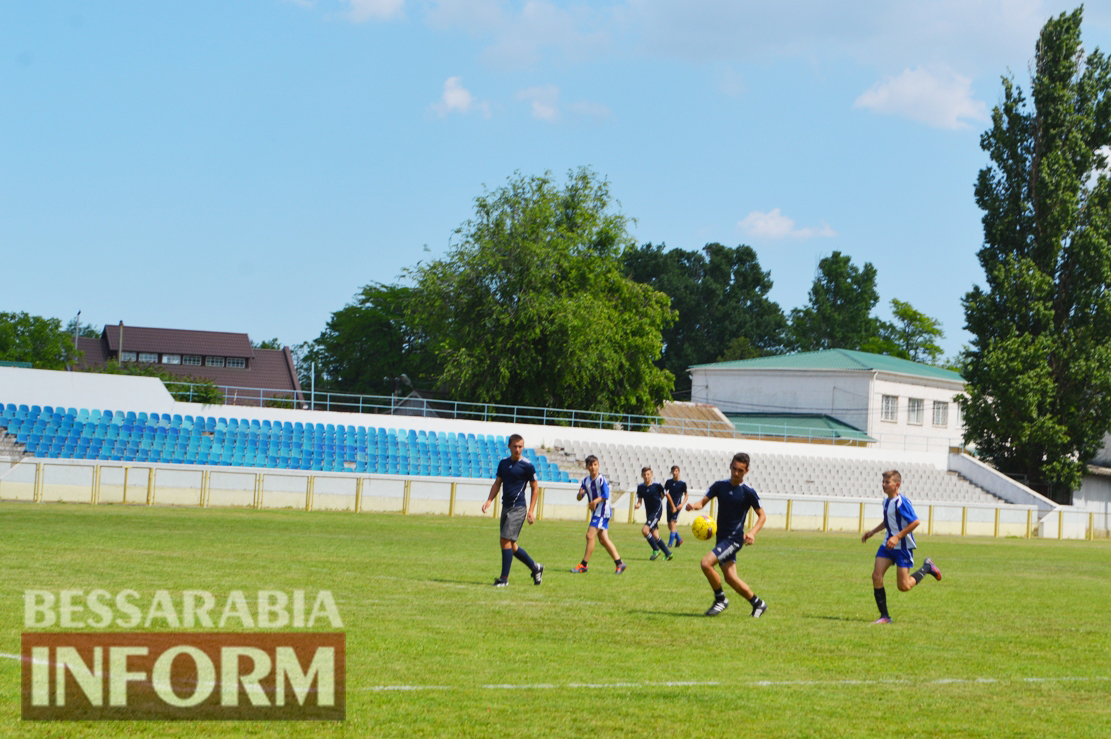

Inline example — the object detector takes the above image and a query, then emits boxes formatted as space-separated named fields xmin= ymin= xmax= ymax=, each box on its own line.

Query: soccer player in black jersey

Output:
xmin=686 ymin=452 xmax=767 ymax=617
xmin=634 ymin=467 xmax=672 ymax=561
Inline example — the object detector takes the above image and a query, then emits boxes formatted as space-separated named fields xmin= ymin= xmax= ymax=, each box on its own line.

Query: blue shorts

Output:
xmin=712 ymin=532 xmax=745 ymax=564
xmin=644 ymin=508 xmax=662 ymax=531
xmin=875 ymin=544 xmax=915 ymax=569
xmin=589 ymin=513 xmax=611 ymax=531
xmin=666 ymin=507 xmax=681 ymax=524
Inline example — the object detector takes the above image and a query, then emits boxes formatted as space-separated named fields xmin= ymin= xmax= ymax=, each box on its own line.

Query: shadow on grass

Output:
xmin=804 ymin=614 xmax=870 ymax=623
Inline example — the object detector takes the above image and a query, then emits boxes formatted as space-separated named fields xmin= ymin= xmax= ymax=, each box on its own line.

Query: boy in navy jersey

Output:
xmin=481 ymin=434 xmax=543 ymax=587
xmin=570 ymin=455 xmax=626 ymax=574
xmin=664 ymin=465 xmax=688 ymax=548
xmin=861 ymin=469 xmax=941 ymax=623
xmin=686 ymin=452 xmax=768 ymax=617
xmin=635 ymin=467 xmax=672 ymax=561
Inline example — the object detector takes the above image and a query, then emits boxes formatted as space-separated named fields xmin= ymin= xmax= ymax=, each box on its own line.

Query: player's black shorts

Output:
xmin=666 ymin=507 xmax=681 ymax=524
xmin=712 ymin=529 xmax=745 ymax=563
xmin=644 ymin=507 xmax=663 ymax=531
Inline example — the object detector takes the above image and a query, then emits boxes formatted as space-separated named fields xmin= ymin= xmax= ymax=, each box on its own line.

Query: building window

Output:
xmin=138 ymin=352 xmax=158 ymax=363
xmin=120 ymin=351 xmax=137 ymax=362
xmin=183 ymin=355 xmax=202 ymax=366
xmin=206 ymin=356 xmax=225 ymax=367
xmin=908 ymin=398 xmax=924 ymax=425
xmin=226 ymin=357 xmax=246 ymax=369
xmin=163 ymin=354 xmax=181 ymax=365
xmin=881 ymin=395 xmax=898 ymax=422
xmin=933 ymin=401 xmax=949 ymax=427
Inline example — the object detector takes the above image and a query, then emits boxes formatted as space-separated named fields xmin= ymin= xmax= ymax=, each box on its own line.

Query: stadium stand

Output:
xmin=0 ymin=403 xmax=573 ymax=483
xmin=554 ymin=438 xmax=1003 ymax=504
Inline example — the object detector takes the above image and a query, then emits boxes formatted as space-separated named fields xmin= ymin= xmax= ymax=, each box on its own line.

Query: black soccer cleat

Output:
xmin=751 ymin=599 xmax=767 ymax=618
xmin=532 ymin=564 xmax=544 ymax=586
xmin=493 ymin=578 xmax=508 ymax=588
xmin=705 ymin=598 xmax=729 ymax=616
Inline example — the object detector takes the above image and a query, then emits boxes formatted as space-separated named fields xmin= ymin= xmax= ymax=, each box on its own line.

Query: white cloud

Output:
xmin=737 ymin=208 xmax=836 ymax=240
xmin=430 ymin=77 xmax=490 ymax=117
xmin=517 ymin=85 xmax=561 ymax=121
xmin=515 ymin=85 xmax=612 ymax=123
xmin=427 ymin=0 xmax=611 ymax=67
xmin=854 ymin=66 xmax=988 ymax=129
xmin=343 ymin=0 xmax=404 ymax=22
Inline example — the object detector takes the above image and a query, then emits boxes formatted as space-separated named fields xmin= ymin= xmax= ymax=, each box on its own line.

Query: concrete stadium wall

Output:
xmin=0 ymin=457 xmax=1085 ymax=539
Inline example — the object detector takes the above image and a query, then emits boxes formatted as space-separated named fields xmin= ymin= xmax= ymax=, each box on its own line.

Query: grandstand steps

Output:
xmin=0 ymin=431 xmax=30 ymax=463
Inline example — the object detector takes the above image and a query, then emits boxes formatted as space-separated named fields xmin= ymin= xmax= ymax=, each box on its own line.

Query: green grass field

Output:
xmin=1 ymin=502 xmax=1108 ymax=738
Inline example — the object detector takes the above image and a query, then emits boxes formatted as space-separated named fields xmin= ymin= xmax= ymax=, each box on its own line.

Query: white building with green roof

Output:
xmin=689 ymin=349 xmax=966 ymax=452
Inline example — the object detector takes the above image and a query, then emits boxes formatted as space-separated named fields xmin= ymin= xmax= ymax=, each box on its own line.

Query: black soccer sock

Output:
xmin=714 ymin=589 xmax=726 ymax=601
xmin=911 ymin=563 xmax=930 ymax=584
xmin=644 ymin=534 xmax=658 ymax=550
xmin=514 ymin=547 xmax=537 ymax=572
xmin=581 ymin=559 xmax=589 ymax=568
xmin=614 ymin=558 xmax=623 ymax=566
xmin=874 ymin=587 xmax=889 ymax=618
xmin=748 ymin=594 xmax=762 ymax=606
xmin=500 ymin=549 xmax=514 ymax=580
xmin=654 ymin=538 xmax=671 ymax=557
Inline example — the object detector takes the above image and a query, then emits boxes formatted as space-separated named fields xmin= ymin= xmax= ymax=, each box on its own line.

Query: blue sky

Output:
xmin=3 ymin=1 xmax=1110 ymax=360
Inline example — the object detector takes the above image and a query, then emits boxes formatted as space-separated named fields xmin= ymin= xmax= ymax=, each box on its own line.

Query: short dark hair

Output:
xmin=883 ymin=469 xmax=901 ymax=484
xmin=670 ymin=465 xmax=680 ymax=473
xmin=731 ymin=452 xmax=750 ymax=468
xmin=508 ymin=434 xmax=524 ymax=445
xmin=585 ymin=455 xmax=598 ymax=466
xmin=641 ymin=466 xmax=652 ymax=476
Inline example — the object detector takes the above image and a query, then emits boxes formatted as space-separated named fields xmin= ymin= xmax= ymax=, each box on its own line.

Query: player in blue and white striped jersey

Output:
xmin=571 ymin=455 xmax=626 ymax=574
xmin=861 ymin=469 xmax=942 ymax=624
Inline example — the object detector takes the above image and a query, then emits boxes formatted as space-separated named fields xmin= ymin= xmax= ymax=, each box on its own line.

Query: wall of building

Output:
xmin=869 ymin=373 xmax=965 ymax=452
xmin=689 ymin=369 xmax=873 ymax=432
xmin=1074 ymin=472 xmax=1111 ymax=536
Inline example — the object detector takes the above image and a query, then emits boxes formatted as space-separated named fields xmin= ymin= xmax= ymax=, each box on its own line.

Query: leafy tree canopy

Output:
xmin=961 ymin=6 xmax=1111 ymax=501
xmin=623 ymin=242 xmax=787 ymax=397
xmin=0 ymin=312 xmax=78 ymax=369
xmin=788 ymin=251 xmax=881 ymax=351
xmin=408 ymin=168 xmax=675 ymax=415
xmin=299 ymin=283 xmax=440 ymax=396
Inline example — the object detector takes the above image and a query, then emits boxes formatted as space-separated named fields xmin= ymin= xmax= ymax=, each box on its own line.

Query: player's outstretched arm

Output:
xmin=744 ymin=507 xmax=767 ymax=545
xmin=686 ymin=496 xmax=709 ymax=512
xmin=482 ymin=478 xmax=502 ymax=514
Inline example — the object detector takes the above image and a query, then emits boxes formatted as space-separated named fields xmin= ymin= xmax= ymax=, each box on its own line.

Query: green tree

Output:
xmin=252 ymin=338 xmax=284 ymax=350
xmin=859 ymin=299 xmax=946 ymax=362
xmin=961 ymin=7 xmax=1111 ymax=502
xmin=299 ymin=283 xmax=440 ymax=396
xmin=788 ymin=252 xmax=881 ymax=351
xmin=0 ymin=312 xmax=78 ymax=369
xmin=64 ymin=318 xmax=100 ymax=339
xmin=623 ymin=242 xmax=787 ymax=397
xmin=409 ymin=168 xmax=675 ymax=416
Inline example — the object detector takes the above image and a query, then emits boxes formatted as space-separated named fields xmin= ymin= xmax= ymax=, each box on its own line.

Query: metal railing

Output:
xmin=162 ymin=381 xmax=965 ymax=449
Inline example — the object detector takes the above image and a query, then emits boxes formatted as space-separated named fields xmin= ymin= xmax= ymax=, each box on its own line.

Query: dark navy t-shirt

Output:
xmin=664 ymin=479 xmax=687 ymax=509
xmin=706 ymin=480 xmax=761 ymax=538
xmin=496 ymin=457 xmax=536 ymax=508
xmin=637 ymin=482 xmax=666 ymax=517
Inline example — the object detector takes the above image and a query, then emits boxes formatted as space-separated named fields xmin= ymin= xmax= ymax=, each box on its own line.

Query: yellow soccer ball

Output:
xmin=691 ymin=515 xmax=716 ymax=541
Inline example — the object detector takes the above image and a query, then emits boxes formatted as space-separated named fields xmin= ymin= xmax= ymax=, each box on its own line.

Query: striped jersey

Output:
xmin=883 ymin=494 xmax=919 ymax=551
xmin=580 ymin=474 xmax=612 ymax=521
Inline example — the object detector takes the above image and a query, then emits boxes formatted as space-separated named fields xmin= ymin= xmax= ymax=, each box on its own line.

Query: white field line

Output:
xmin=3 ymin=653 xmax=1106 ymax=693
xmin=360 ymin=676 xmax=1110 ymax=692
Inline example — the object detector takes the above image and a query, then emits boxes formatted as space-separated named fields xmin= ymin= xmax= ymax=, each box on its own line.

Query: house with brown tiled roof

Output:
xmin=77 ymin=323 xmax=304 ymax=406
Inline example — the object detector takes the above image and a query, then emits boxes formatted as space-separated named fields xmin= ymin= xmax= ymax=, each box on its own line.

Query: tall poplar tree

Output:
xmin=962 ymin=7 xmax=1111 ymax=502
